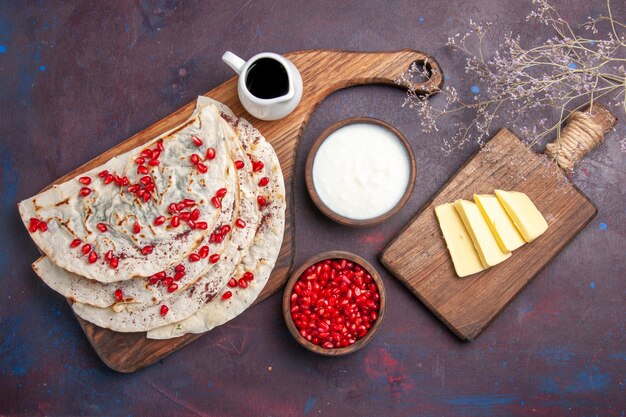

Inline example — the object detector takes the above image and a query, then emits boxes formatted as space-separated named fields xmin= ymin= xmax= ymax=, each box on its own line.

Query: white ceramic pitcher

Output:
xmin=222 ymin=51 xmax=303 ymax=121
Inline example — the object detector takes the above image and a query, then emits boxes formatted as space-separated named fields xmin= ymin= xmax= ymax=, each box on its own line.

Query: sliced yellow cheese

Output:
xmin=454 ymin=199 xmax=511 ymax=268
xmin=474 ymin=194 xmax=525 ymax=253
xmin=434 ymin=203 xmax=485 ymax=277
xmin=495 ymin=190 xmax=548 ymax=242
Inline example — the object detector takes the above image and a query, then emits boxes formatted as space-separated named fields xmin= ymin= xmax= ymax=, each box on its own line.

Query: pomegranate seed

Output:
xmin=135 ymin=157 xmax=145 ymax=165
xmin=186 ymin=219 xmax=196 ymax=229
xmin=189 ymin=253 xmax=201 ymax=262
xmin=252 ymin=161 xmax=264 ymax=172
xmin=211 ymin=196 xmax=221 ymax=208
xmin=243 ymin=272 xmax=254 ymax=281
xmin=238 ymin=278 xmax=248 ymax=289
xmin=198 ymin=246 xmax=209 ymax=258
xmin=110 ymin=257 xmax=119 ymax=269
xmin=221 ymin=225 xmax=231 ymax=235
xmin=121 ymin=176 xmax=130 ymax=186
xmin=235 ymin=160 xmax=244 ymax=169
xmin=79 ymin=176 xmax=91 ymax=185
xmin=104 ymin=174 xmax=114 ymax=185
xmin=195 ymin=222 xmax=208 ymax=230
xmin=162 ymin=277 xmax=173 ymax=287
xmin=151 ymin=149 xmax=161 ymax=160
xmin=183 ymin=198 xmax=196 ymax=207
xmin=79 ymin=187 xmax=92 ymax=197
xmin=173 ymin=271 xmax=184 ymax=281
xmin=81 ymin=244 xmax=91 ymax=255
xmin=141 ymin=149 xmax=153 ymax=159
xmin=97 ymin=223 xmax=108 ymax=232
xmin=154 ymin=216 xmax=165 ymax=226
xmin=222 ymin=291 xmax=232 ymax=301
xmin=114 ymin=289 xmax=123 ymax=301
xmin=191 ymin=135 xmax=203 ymax=147
xmin=133 ymin=223 xmax=141 ymax=234
xmin=142 ymin=192 xmax=151 ymax=202
xmin=170 ymin=216 xmax=180 ymax=227
xmin=70 ymin=239 xmax=82 ymax=248
xmin=235 ymin=218 xmax=246 ymax=228
xmin=191 ymin=208 xmax=200 ymax=220
xmin=98 ymin=170 xmax=109 ymax=178
xmin=259 ymin=177 xmax=270 ymax=186
xmin=257 ymin=196 xmax=267 ymax=207
xmin=180 ymin=212 xmax=190 ymax=220
xmin=209 ymin=254 xmax=220 ymax=263
xmin=137 ymin=165 xmax=148 ymax=175
xmin=205 ymin=148 xmax=216 ymax=160
xmin=160 ymin=305 xmax=169 ymax=316
xmin=37 ymin=222 xmax=48 ymax=232
xmin=174 ymin=264 xmax=185 ymax=273
xmin=148 ymin=159 xmax=160 ymax=166
xmin=214 ymin=233 xmax=223 ymax=243
xmin=149 ymin=276 xmax=159 ymax=285
xmin=167 ymin=283 xmax=178 ymax=293
xmin=140 ymin=176 xmax=152 ymax=185
xmin=227 ymin=278 xmax=237 ymax=288
xmin=168 ymin=203 xmax=178 ymax=213
xmin=88 ymin=251 xmax=98 ymax=263
xmin=190 ymin=154 xmax=200 ymax=165
xmin=155 ymin=271 xmax=166 ymax=279
xmin=197 ymin=163 xmax=208 ymax=173
xmin=157 ymin=141 xmax=164 ymax=152
xmin=216 ymin=188 xmax=227 ymax=198
xmin=128 ymin=184 xmax=140 ymax=193
xmin=114 ymin=175 xmax=124 ymax=186
xmin=28 ymin=218 xmax=40 ymax=233
xmin=141 ymin=245 xmax=154 ymax=255
xmin=104 ymin=250 xmax=114 ymax=261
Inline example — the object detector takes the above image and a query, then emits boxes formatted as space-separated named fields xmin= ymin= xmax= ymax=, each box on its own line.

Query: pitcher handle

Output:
xmin=222 ymin=51 xmax=246 ymax=75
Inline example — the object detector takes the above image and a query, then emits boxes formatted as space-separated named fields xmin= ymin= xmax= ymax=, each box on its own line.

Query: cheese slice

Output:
xmin=474 ymin=194 xmax=525 ymax=252
xmin=435 ymin=203 xmax=485 ymax=277
xmin=454 ymin=199 xmax=511 ymax=268
xmin=495 ymin=190 xmax=548 ymax=242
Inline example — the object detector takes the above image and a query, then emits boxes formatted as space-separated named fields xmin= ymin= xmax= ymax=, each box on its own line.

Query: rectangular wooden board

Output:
xmin=380 ymin=128 xmax=597 ymax=341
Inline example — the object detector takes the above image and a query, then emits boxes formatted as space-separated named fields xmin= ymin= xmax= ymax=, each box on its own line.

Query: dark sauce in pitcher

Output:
xmin=245 ymin=58 xmax=289 ymax=99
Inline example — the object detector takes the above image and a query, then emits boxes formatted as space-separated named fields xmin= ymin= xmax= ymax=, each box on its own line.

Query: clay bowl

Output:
xmin=305 ymin=117 xmax=416 ymax=227
xmin=282 ymin=250 xmax=386 ymax=356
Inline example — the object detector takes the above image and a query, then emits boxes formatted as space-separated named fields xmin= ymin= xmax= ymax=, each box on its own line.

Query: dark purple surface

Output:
xmin=1 ymin=1 xmax=624 ymax=416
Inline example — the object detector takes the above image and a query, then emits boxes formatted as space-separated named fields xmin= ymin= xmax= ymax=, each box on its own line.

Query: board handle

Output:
xmin=389 ymin=50 xmax=445 ymax=94
xmin=544 ymin=102 xmax=618 ymax=170
xmin=286 ymin=49 xmax=444 ymax=97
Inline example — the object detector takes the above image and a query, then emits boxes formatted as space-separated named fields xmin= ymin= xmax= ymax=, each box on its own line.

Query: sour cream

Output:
xmin=312 ymin=122 xmax=412 ymax=221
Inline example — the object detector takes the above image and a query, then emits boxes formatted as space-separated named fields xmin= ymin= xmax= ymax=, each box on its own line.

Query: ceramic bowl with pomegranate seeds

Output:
xmin=282 ymin=251 xmax=386 ymax=356
xmin=305 ymin=117 xmax=416 ymax=227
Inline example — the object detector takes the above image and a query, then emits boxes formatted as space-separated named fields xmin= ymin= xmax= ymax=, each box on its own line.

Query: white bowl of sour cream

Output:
xmin=305 ymin=118 xmax=416 ymax=226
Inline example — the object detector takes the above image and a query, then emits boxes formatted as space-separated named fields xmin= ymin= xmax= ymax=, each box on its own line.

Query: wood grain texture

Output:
xmin=304 ymin=117 xmax=417 ymax=226
xmin=35 ymin=49 xmax=443 ymax=372
xmin=380 ymin=129 xmax=598 ymax=341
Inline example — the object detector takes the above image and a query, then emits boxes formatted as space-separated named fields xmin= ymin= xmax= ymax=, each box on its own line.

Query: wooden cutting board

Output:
xmin=380 ymin=104 xmax=616 ymax=341
xmin=37 ymin=49 xmax=444 ymax=372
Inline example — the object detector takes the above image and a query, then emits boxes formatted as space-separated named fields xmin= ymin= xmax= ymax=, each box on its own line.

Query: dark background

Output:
xmin=1 ymin=1 xmax=624 ymax=416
